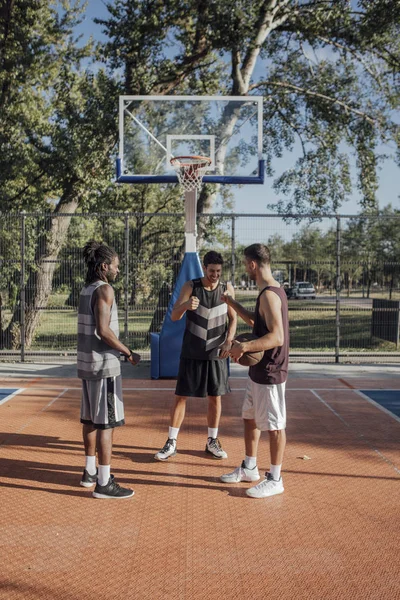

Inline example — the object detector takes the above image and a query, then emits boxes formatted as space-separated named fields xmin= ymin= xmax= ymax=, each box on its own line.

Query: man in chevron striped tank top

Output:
xmin=77 ymin=241 xmax=140 ymax=499
xmin=155 ymin=251 xmax=237 ymax=461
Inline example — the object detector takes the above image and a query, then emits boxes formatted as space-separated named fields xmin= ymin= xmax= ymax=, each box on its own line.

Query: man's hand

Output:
xmin=128 ymin=351 xmax=141 ymax=366
xmin=186 ymin=296 xmax=200 ymax=311
xmin=218 ymin=339 xmax=232 ymax=359
xmin=221 ymin=291 xmax=233 ymax=305
xmin=229 ymin=340 xmax=245 ymax=363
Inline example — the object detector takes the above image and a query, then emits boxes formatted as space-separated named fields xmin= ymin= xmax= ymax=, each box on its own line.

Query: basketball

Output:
xmin=234 ymin=333 xmax=264 ymax=367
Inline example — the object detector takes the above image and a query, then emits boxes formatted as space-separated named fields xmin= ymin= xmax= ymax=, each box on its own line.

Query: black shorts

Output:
xmin=175 ymin=358 xmax=230 ymax=398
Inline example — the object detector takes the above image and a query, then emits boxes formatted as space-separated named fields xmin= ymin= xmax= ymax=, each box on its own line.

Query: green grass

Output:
xmin=1 ymin=292 xmax=398 ymax=353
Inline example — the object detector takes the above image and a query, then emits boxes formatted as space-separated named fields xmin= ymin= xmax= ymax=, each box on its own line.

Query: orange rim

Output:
xmin=170 ymin=155 xmax=212 ymax=168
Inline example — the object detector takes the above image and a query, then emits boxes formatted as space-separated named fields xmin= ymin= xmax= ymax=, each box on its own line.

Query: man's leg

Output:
xmin=244 ymin=418 xmax=261 ymax=458
xmin=207 ymin=395 xmax=221 ymax=429
xmin=170 ymin=395 xmax=187 ymax=429
xmin=154 ymin=395 xmax=186 ymax=461
xmin=88 ymin=376 xmax=133 ymax=499
xmin=246 ymin=383 xmax=286 ymax=498
xmin=95 ymin=428 xmax=114 ymax=486
xmin=92 ymin=427 xmax=134 ymax=499
xmin=205 ymin=395 xmax=227 ymax=458
xmin=268 ymin=428 xmax=286 ymax=481
xmin=220 ymin=417 xmax=260 ymax=482
xmin=80 ymin=379 xmax=97 ymax=487
xmin=97 ymin=427 xmax=114 ymax=467
xmin=83 ymin=423 xmax=96 ymax=456
xmin=79 ymin=424 xmax=97 ymax=487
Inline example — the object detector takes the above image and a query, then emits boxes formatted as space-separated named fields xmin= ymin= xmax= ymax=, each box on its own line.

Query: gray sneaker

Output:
xmin=246 ymin=472 xmax=284 ymax=498
xmin=220 ymin=460 xmax=260 ymax=483
xmin=154 ymin=438 xmax=177 ymax=461
xmin=205 ymin=437 xmax=228 ymax=459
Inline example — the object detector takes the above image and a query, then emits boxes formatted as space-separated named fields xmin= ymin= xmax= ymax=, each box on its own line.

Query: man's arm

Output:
xmin=229 ymin=291 xmax=284 ymax=360
xmin=94 ymin=285 xmax=139 ymax=365
xmin=171 ymin=280 xmax=199 ymax=321
xmin=222 ymin=289 xmax=255 ymax=327
xmin=218 ymin=282 xmax=237 ymax=359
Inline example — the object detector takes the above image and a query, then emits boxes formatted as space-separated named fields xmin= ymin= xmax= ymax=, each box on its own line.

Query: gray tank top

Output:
xmin=77 ymin=280 xmax=121 ymax=380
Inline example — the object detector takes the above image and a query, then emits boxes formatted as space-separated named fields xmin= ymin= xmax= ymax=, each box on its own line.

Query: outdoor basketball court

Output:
xmin=1 ymin=362 xmax=399 ymax=600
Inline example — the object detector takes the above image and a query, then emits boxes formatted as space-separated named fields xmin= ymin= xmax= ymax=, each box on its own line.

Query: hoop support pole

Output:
xmin=184 ymin=189 xmax=197 ymax=253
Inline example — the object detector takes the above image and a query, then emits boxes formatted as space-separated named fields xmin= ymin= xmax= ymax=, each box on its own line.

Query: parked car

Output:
xmin=291 ymin=282 xmax=316 ymax=299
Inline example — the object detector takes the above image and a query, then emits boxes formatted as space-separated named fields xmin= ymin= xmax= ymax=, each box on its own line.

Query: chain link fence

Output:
xmin=1 ymin=212 xmax=400 ymax=362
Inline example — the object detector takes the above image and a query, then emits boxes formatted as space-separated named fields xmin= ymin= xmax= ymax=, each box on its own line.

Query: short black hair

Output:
xmin=244 ymin=243 xmax=271 ymax=266
xmin=83 ymin=240 xmax=118 ymax=284
xmin=203 ymin=250 xmax=224 ymax=267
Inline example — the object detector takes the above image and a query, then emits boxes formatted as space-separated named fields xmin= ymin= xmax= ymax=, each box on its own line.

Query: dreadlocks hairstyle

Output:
xmin=83 ymin=241 xmax=118 ymax=285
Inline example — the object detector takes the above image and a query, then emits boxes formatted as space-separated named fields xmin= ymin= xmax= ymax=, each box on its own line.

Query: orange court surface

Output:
xmin=0 ymin=361 xmax=399 ymax=600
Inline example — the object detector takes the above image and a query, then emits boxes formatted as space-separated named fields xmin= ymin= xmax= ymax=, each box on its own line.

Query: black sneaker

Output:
xmin=92 ymin=475 xmax=134 ymax=499
xmin=80 ymin=469 xmax=98 ymax=488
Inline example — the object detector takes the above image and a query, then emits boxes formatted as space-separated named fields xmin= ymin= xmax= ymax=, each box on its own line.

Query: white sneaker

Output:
xmin=154 ymin=438 xmax=177 ymax=461
xmin=246 ymin=472 xmax=284 ymax=498
xmin=220 ymin=460 xmax=260 ymax=483
xmin=205 ymin=437 xmax=228 ymax=459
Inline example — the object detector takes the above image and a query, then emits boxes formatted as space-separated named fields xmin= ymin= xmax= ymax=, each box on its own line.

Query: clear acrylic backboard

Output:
xmin=116 ymin=95 xmax=264 ymax=185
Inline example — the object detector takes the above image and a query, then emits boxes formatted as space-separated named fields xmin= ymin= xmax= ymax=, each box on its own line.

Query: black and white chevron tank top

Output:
xmin=181 ymin=278 xmax=228 ymax=360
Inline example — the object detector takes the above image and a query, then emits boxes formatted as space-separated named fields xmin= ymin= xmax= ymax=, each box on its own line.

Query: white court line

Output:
xmin=0 ymin=388 xmax=25 ymax=406
xmin=15 ymin=388 xmax=69 ymax=434
xmin=354 ymin=389 xmax=400 ymax=424
xmin=311 ymin=389 xmax=400 ymax=476
xmin=7 ymin=385 xmax=400 ymax=392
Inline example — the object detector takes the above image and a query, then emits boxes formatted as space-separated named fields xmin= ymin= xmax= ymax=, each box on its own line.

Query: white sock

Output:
xmin=245 ymin=456 xmax=257 ymax=470
xmin=85 ymin=455 xmax=96 ymax=476
xmin=98 ymin=464 xmax=111 ymax=486
xmin=169 ymin=427 xmax=179 ymax=441
xmin=208 ymin=428 xmax=218 ymax=439
xmin=270 ymin=464 xmax=282 ymax=481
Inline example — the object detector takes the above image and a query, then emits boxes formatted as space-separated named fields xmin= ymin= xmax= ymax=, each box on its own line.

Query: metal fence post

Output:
xmin=20 ymin=212 xmax=26 ymax=362
xmin=231 ymin=216 xmax=236 ymax=286
xmin=124 ymin=213 xmax=129 ymax=349
xmin=335 ymin=216 xmax=341 ymax=364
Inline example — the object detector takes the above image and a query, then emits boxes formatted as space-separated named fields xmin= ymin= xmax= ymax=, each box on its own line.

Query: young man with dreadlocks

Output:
xmin=77 ymin=241 xmax=140 ymax=499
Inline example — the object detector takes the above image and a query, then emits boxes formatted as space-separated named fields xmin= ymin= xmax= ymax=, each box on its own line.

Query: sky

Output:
xmin=74 ymin=0 xmax=400 ymax=217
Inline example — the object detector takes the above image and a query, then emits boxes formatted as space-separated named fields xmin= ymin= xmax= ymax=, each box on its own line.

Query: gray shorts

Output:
xmin=80 ymin=375 xmax=124 ymax=429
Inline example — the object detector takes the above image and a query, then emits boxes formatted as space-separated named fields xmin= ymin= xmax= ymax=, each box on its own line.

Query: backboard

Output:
xmin=116 ymin=95 xmax=264 ymax=185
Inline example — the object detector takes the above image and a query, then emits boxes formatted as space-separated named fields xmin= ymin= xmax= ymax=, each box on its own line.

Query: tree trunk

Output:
xmin=2 ymin=192 xmax=79 ymax=349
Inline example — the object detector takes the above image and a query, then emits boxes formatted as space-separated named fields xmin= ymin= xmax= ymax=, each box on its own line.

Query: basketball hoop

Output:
xmin=170 ymin=155 xmax=212 ymax=192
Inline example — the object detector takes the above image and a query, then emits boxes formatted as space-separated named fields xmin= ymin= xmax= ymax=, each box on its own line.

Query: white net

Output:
xmin=170 ymin=156 xmax=212 ymax=192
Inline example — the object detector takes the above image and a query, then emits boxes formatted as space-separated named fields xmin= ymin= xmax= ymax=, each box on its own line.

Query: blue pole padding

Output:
xmin=151 ymin=252 xmax=203 ymax=378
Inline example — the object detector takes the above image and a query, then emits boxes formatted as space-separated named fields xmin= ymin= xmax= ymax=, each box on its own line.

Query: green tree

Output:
xmin=2 ymin=0 xmax=400 ymax=349
xmin=98 ymin=0 xmax=399 ymax=215
xmin=0 ymin=2 xmax=122 ymax=347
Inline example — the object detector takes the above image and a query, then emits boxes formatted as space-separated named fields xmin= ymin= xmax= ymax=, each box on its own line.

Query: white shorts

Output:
xmin=242 ymin=378 xmax=286 ymax=431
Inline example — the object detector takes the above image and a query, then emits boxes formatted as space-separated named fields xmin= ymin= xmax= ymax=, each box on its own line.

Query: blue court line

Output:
xmin=0 ymin=388 xmax=24 ymax=405
xmin=360 ymin=390 xmax=400 ymax=419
